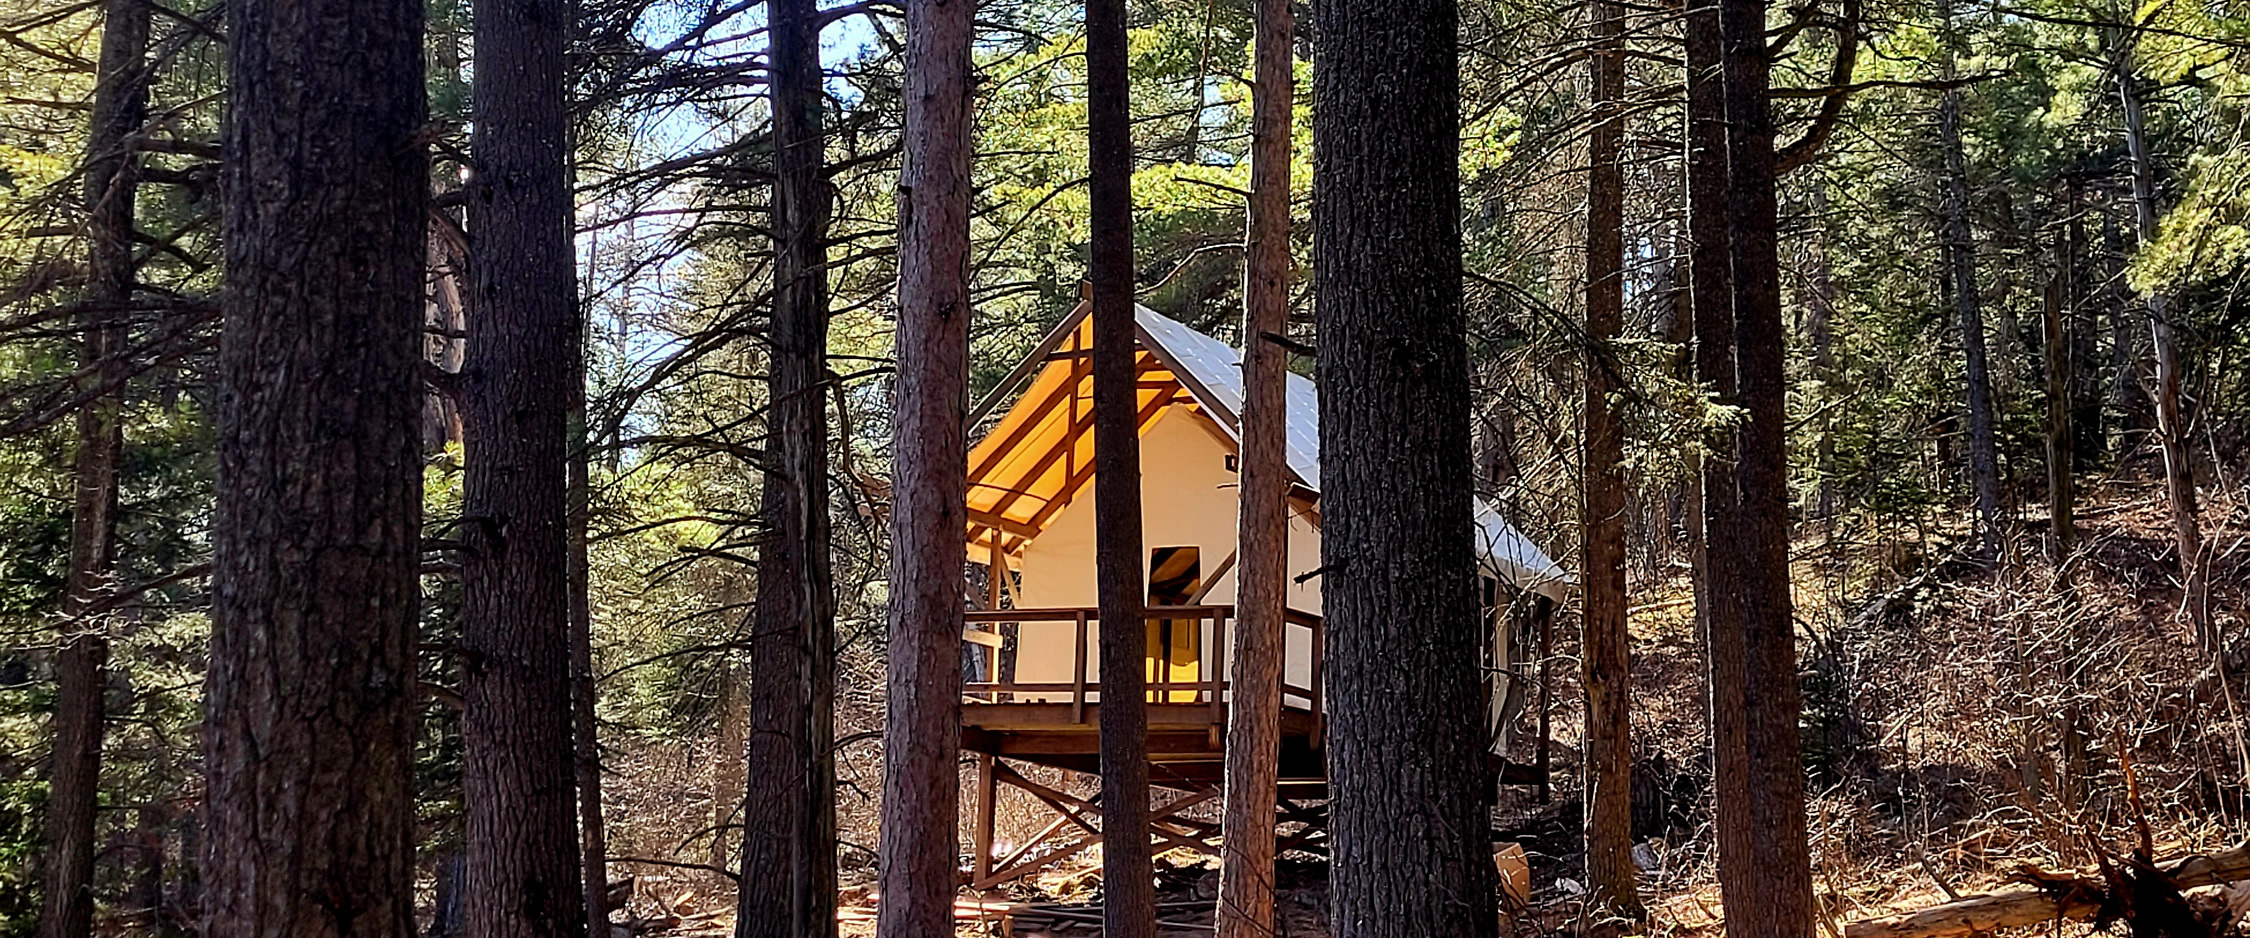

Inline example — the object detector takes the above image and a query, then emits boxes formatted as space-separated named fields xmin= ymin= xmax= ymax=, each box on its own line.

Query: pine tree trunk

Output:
xmin=1937 ymin=28 xmax=2002 ymax=560
xmin=1685 ymin=4 xmax=1756 ymax=930
xmin=570 ymin=380 xmax=607 ymax=938
xmin=1311 ymin=0 xmax=1497 ymax=930
xmin=1087 ymin=0 xmax=1153 ymax=929
xmin=739 ymin=0 xmax=839 ymax=929
xmin=462 ymin=0 xmax=587 ymax=932
xmin=873 ymin=0 xmax=971 ymax=930
xmin=2115 ymin=47 xmax=2209 ymax=646
xmin=43 ymin=2 xmax=147 ymax=934
xmin=1581 ymin=0 xmax=1640 ymax=915
xmin=1215 ymin=0 xmax=1293 ymax=927
xmin=204 ymin=0 xmax=427 ymax=932
xmin=1719 ymin=0 xmax=1815 ymax=930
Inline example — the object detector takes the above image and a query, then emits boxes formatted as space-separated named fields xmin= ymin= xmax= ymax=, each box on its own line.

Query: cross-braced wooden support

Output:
xmin=968 ymin=757 xmax=1224 ymax=890
xmin=966 ymin=757 xmax=1335 ymax=890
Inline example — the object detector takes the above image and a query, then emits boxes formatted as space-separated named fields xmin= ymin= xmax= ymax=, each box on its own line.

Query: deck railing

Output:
xmin=961 ymin=604 xmax=1323 ymax=730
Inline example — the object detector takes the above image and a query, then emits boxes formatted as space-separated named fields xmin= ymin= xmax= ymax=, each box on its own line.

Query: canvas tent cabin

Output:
xmin=956 ymin=303 xmax=1565 ymax=850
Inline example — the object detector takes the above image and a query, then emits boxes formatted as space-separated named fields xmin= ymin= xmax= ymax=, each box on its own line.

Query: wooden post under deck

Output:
xmin=974 ymin=752 xmax=998 ymax=882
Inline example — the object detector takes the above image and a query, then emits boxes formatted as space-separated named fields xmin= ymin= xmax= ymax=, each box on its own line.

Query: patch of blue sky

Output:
xmin=580 ymin=0 xmax=893 ymax=450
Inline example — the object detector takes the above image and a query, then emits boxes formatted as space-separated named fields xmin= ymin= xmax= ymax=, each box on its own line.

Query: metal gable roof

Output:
xmin=1132 ymin=305 xmax=1570 ymax=599
xmin=964 ymin=301 xmax=1571 ymax=599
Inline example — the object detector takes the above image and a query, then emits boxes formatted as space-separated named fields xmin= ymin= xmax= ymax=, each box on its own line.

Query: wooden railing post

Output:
xmin=1072 ymin=609 xmax=1089 ymax=724
xmin=1310 ymin=614 xmax=1325 ymax=743
xmin=1209 ymin=610 xmax=1227 ymax=725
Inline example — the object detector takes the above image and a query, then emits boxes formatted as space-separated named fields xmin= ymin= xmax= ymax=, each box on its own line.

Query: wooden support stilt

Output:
xmin=970 ymin=770 xmax=1219 ymax=889
xmin=974 ymin=753 xmax=998 ymax=882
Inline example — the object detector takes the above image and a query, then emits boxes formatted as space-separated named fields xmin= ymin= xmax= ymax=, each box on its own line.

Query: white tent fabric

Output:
xmin=1135 ymin=305 xmax=1572 ymax=600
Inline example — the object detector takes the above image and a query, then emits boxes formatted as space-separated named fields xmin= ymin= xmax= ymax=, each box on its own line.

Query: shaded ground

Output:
xmin=600 ymin=470 xmax=2249 ymax=937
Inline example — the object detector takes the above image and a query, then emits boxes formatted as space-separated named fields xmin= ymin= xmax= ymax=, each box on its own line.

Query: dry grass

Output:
xmin=600 ymin=470 xmax=2248 ymax=937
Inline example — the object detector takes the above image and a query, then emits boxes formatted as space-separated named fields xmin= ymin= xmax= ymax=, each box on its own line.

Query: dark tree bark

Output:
xmin=1087 ymin=0 xmax=1153 ymax=930
xmin=462 ymin=0 xmax=586 ymax=932
xmin=1215 ymin=0 xmax=1293 ymax=928
xmin=1684 ymin=3 xmax=1755 ymax=930
xmin=1720 ymin=0 xmax=1815 ymax=930
xmin=1581 ymin=0 xmax=1639 ymax=916
xmin=43 ymin=2 xmax=148 ymax=935
xmin=204 ymin=0 xmax=427 ymax=932
xmin=1937 ymin=17 xmax=2002 ymax=560
xmin=739 ymin=0 xmax=838 ymax=930
xmin=2114 ymin=44 xmax=2209 ymax=646
xmin=873 ymin=0 xmax=971 ymax=930
xmin=1312 ymin=0 xmax=1497 ymax=930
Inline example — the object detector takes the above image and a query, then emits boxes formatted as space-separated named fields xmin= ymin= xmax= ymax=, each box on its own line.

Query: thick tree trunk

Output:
xmin=1684 ymin=3 xmax=1755 ymax=931
xmin=43 ymin=2 xmax=148 ymax=935
xmin=872 ymin=0 xmax=971 ymax=931
xmin=204 ymin=0 xmax=427 ymax=932
xmin=739 ymin=0 xmax=839 ymax=930
xmin=1937 ymin=36 xmax=2002 ymax=560
xmin=1719 ymin=0 xmax=1815 ymax=931
xmin=1087 ymin=0 xmax=1153 ymax=930
xmin=1311 ymin=0 xmax=1497 ymax=931
xmin=1580 ymin=0 xmax=1639 ymax=916
xmin=462 ymin=0 xmax=587 ymax=932
xmin=1215 ymin=0 xmax=1293 ymax=928
xmin=1224 ymin=0 xmax=1296 ymax=926
xmin=2115 ymin=47 xmax=2209 ymax=646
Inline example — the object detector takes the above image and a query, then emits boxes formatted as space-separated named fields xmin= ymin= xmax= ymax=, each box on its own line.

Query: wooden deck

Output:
xmin=958 ymin=603 xmax=1326 ymax=783
xmin=957 ymin=604 xmax=1330 ymax=886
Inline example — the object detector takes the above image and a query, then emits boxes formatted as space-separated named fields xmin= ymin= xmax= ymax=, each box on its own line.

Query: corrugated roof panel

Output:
xmin=963 ymin=302 xmax=1571 ymax=598
xmin=1135 ymin=305 xmax=1569 ymax=599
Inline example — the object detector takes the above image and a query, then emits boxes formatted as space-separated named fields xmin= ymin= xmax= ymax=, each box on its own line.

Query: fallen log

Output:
xmin=1843 ymin=845 xmax=2250 ymax=938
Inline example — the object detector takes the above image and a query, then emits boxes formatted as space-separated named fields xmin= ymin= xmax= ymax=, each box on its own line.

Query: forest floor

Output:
xmin=599 ymin=466 xmax=2250 ymax=937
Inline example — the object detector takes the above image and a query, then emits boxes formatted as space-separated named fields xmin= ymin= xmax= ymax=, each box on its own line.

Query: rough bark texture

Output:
xmin=1087 ymin=0 xmax=1153 ymax=929
xmin=1580 ymin=0 xmax=1639 ymax=917
xmin=1937 ymin=30 xmax=2002 ymax=560
xmin=739 ymin=0 xmax=839 ymax=929
xmin=2115 ymin=48 xmax=2209 ymax=646
xmin=1719 ymin=0 xmax=1815 ymax=930
xmin=1684 ymin=4 xmax=1754 ymax=930
xmin=1215 ymin=0 xmax=1293 ymax=928
xmin=204 ymin=0 xmax=427 ymax=932
xmin=1311 ymin=0 xmax=1498 ymax=931
xmin=43 ymin=2 xmax=147 ymax=935
xmin=463 ymin=0 xmax=587 ymax=933
xmin=872 ymin=0 xmax=970 ymax=930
